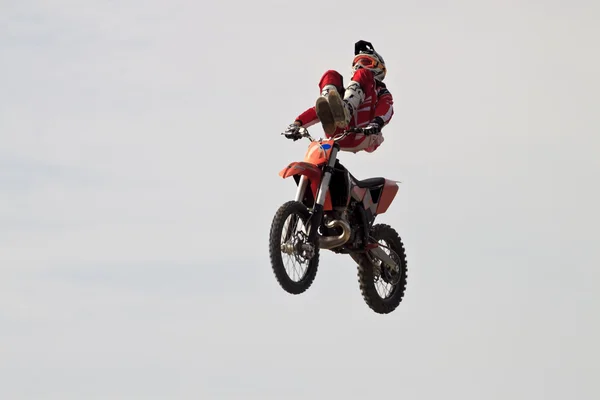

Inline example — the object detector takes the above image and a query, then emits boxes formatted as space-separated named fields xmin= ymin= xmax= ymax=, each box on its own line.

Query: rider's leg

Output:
xmin=316 ymin=70 xmax=345 ymax=135
xmin=318 ymin=69 xmax=345 ymax=96
xmin=330 ymin=68 xmax=376 ymax=128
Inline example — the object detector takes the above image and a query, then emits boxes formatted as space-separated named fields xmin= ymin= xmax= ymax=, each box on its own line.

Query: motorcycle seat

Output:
xmin=350 ymin=175 xmax=386 ymax=189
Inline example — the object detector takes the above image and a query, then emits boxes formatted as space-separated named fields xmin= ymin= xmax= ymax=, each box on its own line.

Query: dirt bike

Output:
xmin=268 ymin=126 xmax=408 ymax=314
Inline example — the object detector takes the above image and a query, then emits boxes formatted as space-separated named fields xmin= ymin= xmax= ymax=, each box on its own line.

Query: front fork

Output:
xmin=305 ymin=146 xmax=339 ymax=244
xmin=295 ymin=175 xmax=309 ymax=203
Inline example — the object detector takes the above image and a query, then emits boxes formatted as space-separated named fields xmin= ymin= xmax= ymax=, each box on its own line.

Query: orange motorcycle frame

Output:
xmin=279 ymin=127 xmax=400 ymax=248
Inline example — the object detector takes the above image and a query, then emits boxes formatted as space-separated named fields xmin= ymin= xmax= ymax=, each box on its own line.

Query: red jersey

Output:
xmin=295 ymin=72 xmax=394 ymax=153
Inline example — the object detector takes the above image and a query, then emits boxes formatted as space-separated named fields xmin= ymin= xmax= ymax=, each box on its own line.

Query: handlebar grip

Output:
xmin=347 ymin=127 xmax=364 ymax=133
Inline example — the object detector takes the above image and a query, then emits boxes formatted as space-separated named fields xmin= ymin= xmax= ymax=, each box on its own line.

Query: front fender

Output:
xmin=278 ymin=161 xmax=332 ymax=211
xmin=279 ymin=161 xmax=322 ymax=183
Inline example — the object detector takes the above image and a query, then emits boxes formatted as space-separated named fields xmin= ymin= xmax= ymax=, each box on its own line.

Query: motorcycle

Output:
xmin=268 ymin=126 xmax=408 ymax=314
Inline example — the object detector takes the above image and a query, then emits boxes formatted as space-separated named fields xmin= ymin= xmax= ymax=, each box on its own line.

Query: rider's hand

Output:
xmin=362 ymin=121 xmax=381 ymax=135
xmin=283 ymin=121 xmax=302 ymax=141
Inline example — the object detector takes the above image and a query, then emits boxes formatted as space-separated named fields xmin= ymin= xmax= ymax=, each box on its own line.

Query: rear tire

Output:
xmin=269 ymin=201 xmax=320 ymax=294
xmin=357 ymin=223 xmax=408 ymax=314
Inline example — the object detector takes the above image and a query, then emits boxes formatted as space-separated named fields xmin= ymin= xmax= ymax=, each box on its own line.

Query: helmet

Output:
xmin=352 ymin=40 xmax=387 ymax=81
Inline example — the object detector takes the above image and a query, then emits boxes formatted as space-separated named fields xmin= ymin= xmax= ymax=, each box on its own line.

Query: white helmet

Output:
xmin=352 ymin=40 xmax=387 ymax=82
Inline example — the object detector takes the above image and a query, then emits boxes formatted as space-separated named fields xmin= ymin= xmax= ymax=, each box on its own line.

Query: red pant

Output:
xmin=318 ymin=68 xmax=376 ymax=104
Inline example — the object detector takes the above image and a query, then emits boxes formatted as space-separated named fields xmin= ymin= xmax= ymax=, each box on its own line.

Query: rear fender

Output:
xmin=279 ymin=161 xmax=333 ymax=211
xmin=376 ymin=179 xmax=399 ymax=214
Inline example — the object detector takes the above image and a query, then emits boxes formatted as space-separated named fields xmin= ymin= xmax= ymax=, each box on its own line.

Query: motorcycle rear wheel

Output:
xmin=356 ymin=223 xmax=408 ymax=314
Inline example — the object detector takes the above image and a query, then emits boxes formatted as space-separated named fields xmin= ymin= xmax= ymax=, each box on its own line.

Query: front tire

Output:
xmin=269 ymin=200 xmax=320 ymax=294
xmin=357 ymin=223 xmax=408 ymax=314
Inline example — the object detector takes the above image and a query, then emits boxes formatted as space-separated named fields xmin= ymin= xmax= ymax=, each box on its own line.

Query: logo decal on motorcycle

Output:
xmin=321 ymin=144 xmax=331 ymax=150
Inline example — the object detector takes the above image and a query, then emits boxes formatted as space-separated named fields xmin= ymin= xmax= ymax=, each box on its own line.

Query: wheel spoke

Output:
xmin=368 ymin=237 xmax=403 ymax=300
xmin=269 ymin=201 xmax=320 ymax=295
xmin=280 ymin=212 xmax=311 ymax=282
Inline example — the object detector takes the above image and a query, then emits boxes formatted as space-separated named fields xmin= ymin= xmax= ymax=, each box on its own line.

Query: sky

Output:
xmin=1 ymin=0 xmax=599 ymax=398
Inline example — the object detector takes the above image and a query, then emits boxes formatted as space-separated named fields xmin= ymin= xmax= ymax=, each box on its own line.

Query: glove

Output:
xmin=362 ymin=121 xmax=381 ymax=135
xmin=283 ymin=121 xmax=302 ymax=141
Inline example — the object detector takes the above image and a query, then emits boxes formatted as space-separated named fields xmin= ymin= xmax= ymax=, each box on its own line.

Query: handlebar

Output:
xmin=291 ymin=126 xmax=369 ymax=142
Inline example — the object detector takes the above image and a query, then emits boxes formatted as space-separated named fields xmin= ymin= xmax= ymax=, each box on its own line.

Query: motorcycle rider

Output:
xmin=283 ymin=40 xmax=394 ymax=153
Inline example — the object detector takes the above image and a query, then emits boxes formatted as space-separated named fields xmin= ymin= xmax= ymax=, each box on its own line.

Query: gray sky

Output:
xmin=1 ymin=0 xmax=599 ymax=399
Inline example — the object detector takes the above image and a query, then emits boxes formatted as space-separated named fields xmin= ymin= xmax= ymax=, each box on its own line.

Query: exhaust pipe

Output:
xmin=318 ymin=219 xmax=352 ymax=250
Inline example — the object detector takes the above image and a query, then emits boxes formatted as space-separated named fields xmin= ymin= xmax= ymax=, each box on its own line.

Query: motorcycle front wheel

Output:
xmin=269 ymin=200 xmax=320 ymax=294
